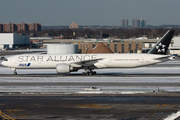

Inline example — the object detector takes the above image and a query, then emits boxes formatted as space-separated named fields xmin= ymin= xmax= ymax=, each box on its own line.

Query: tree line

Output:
xmin=5 ymin=28 xmax=180 ymax=39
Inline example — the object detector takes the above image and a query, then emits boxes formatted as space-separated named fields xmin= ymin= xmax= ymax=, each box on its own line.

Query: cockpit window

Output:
xmin=0 ymin=57 xmax=8 ymax=61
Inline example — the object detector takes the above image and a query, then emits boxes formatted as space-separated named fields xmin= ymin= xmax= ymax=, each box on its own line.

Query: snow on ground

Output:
xmin=0 ymin=67 xmax=180 ymax=83
xmin=0 ymin=85 xmax=179 ymax=91
xmin=1 ymin=66 xmax=180 ymax=92
xmin=158 ymin=60 xmax=180 ymax=64
xmin=163 ymin=111 xmax=180 ymax=120
xmin=0 ymin=76 xmax=180 ymax=83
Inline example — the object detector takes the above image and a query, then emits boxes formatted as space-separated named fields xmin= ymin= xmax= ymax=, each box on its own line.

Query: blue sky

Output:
xmin=0 ymin=0 xmax=180 ymax=26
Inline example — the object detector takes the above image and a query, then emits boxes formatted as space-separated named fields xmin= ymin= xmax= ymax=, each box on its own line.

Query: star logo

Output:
xmin=156 ymin=43 xmax=166 ymax=53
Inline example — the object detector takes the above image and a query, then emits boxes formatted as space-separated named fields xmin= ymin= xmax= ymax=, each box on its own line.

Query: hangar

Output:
xmin=169 ymin=36 xmax=180 ymax=56
xmin=0 ymin=33 xmax=30 ymax=49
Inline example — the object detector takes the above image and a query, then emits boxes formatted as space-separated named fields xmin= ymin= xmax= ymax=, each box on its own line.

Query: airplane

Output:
xmin=1 ymin=30 xmax=175 ymax=75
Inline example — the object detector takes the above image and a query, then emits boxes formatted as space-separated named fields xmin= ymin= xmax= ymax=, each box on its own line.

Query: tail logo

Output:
xmin=156 ymin=43 xmax=166 ymax=53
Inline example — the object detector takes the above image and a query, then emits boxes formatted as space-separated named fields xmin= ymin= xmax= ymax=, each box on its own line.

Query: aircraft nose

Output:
xmin=1 ymin=61 xmax=7 ymax=67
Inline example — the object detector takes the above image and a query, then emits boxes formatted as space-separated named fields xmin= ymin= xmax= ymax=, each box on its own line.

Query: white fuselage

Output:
xmin=2 ymin=53 xmax=169 ymax=69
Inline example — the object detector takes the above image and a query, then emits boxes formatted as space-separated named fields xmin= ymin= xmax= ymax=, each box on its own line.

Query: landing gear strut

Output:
xmin=13 ymin=69 xmax=17 ymax=75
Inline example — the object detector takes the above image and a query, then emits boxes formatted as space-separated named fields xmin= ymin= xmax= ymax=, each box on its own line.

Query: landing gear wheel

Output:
xmin=89 ymin=72 xmax=92 ymax=76
xmin=86 ymin=72 xmax=89 ymax=76
xmin=82 ymin=71 xmax=97 ymax=76
xmin=13 ymin=69 xmax=17 ymax=75
xmin=93 ymin=71 xmax=96 ymax=75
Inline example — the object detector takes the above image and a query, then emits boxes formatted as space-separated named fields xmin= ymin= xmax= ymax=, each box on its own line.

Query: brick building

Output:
xmin=0 ymin=22 xmax=41 ymax=32
xmin=75 ymin=42 xmax=142 ymax=54
xmin=69 ymin=22 xmax=79 ymax=29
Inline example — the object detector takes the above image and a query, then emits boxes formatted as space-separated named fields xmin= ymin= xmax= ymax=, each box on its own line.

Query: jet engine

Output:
xmin=56 ymin=64 xmax=70 ymax=73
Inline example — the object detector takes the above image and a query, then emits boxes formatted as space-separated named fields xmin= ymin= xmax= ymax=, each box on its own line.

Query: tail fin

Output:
xmin=148 ymin=30 xmax=175 ymax=55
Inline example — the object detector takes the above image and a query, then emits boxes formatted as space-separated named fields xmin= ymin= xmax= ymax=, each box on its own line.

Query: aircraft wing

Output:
xmin=70 ymin=58 xmax=104 ymax=68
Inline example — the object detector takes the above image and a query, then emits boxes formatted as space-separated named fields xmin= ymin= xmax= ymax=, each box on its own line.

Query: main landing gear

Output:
xmin=82 ymin=69 xmax=97 ymax=76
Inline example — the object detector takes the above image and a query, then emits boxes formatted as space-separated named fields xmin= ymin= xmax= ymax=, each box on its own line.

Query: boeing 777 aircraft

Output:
xmin=1 ymin=30 xmax=175 ymax=75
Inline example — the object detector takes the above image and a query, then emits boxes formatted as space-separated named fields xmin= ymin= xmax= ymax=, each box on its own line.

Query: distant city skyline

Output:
xmin=0 ymin=0 xmax=180 ymax=26
xmin=121 ymin=19 xmax=147 ymax=28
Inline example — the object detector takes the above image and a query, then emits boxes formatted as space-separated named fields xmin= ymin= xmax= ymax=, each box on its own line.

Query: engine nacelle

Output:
xmin=56 ymin=64 xmax=70 ymax=73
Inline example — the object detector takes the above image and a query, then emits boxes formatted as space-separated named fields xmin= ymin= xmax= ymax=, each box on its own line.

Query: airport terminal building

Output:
xmin=0 ymin=33 xmax=30 ymax=49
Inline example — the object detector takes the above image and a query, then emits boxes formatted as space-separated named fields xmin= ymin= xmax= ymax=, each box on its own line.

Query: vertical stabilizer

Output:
xmin=148 ymin=30 xmax=175 ymax=55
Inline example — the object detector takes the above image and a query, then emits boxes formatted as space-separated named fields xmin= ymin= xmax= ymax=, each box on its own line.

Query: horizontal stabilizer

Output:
xmin=154 ymin=56 xmax=170 ymax=60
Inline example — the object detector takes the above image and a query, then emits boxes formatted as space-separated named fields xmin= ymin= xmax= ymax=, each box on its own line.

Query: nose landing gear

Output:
xmin=12 ymin=68 xmax=17 ymax=75
xmin=14 ymin=71 xmax=17 ymax=75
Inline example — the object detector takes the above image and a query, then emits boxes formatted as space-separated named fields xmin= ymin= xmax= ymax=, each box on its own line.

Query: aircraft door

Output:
xmin=141 ymin=57 xmax=144 ymax=65
xmin=109 ymin=58 xmax=112 ymax=63
xmin=108 ymin=57 xmax=114 ymax=67
xmin=14 ymin=59 xmax=18 ymax=65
